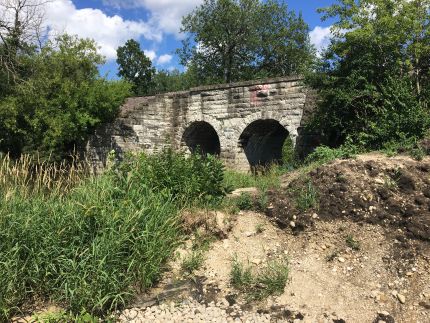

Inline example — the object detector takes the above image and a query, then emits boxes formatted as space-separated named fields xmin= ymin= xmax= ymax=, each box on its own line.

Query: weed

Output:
xmin=230 ymin=258 xmax=253 ymax=289
xmin=181 ymin=250 xmax=205 ymax=274
xmin=345 ymin=235 xmax=361 ymax=251
xmin=223 ymin=167 xmax=281 ymax=193
xmin=230 ymin=257 xmax=289 ymax=301
xmin=235 ymin=193 xmax=254 ymax=210
xmin=255 ymin=223 xmax=265 ymax=234
xmin=256 ymin=192 xmax=269 ymax=211
xmin=383 ymin=176 xmax=398 ymax=190
xmin=326 ymin=250 xmax=339 ymax=262
xmin=295 ymin=180 xmax=319 ymax=212
xmin=410 ymin=147 xmax=426 ymax=161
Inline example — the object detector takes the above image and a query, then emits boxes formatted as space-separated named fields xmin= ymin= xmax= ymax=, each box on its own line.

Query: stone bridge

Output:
xmin=87 ymin=76 xmax=317 ymax=171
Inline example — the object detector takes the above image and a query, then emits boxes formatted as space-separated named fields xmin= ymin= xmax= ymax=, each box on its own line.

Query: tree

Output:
xmin=116 ymin=39 xmax=155 ymax=96
xmin=0 ymin=35 xmax=132 ymax=158
xmin=178 ymin=0 xmax=314 ymax=84
xmin=309 ymin=0 xmax=430 ymax=148
xmin=0 ymin=0 xmax=48 ymax=83
xmin=150 ymin=68 xmax=198 ymax=94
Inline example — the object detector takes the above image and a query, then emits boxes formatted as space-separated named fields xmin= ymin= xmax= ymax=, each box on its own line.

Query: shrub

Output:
xmin=306 ymin=144 xmax=358 ymax=165
xmin=114 ymin=149 xmax=226 ymax=206
xmin=282 ymin=136 xmax=297 ymax=169
xmin=235 ymin=193 xmax=254 ymax=210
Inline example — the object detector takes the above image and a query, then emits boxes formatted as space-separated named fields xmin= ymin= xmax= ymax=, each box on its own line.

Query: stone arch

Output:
xmin=181 ymin=121 xmax=221 ymax=156
xmin=239 ymin=119 xmax=289 ymax=168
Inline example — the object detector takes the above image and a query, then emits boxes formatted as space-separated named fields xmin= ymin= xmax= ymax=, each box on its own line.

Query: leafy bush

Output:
xmin=0 ymin=35 xmax=131 ymax=159
xmin=282 ymin=136 xmax=297 ymax=169
xmin=309 ymin=0 xmax=430 ymax=151
xmin=235 ymin=193 xmax=254 ymax=210
xmin=115 ymin=149 xmax=226 ymax=206
xmin=306 ymin=144 xmax=358 ymax=165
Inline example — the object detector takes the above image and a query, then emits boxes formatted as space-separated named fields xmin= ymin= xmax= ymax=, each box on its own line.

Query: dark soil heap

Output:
xmin=266 ymin=154 xmax=430 ymax=242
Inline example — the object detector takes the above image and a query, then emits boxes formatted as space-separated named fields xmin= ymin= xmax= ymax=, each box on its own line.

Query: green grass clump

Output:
xmin=230 ymin=258 xmax=289 ymax=301
xmin=0 ymin=149 xmax=226 ymax=321
xmin=345 ymin=235 xmax=361 ymax=251
xmin=181 ymin=250 xmax=206 ymax=274
xmin=223 ymin=166 xmax=282 ymax=192
xmin=295 ymin=180 xmax=319 ymax=212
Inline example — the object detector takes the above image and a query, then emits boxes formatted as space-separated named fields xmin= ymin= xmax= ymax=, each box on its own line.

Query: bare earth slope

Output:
xmin=118 ymin=154 xmax=430 ymax=323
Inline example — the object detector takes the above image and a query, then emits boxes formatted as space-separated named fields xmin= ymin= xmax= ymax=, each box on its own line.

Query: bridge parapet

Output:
xmin=87 ymin=76 xmax=317 ymax=171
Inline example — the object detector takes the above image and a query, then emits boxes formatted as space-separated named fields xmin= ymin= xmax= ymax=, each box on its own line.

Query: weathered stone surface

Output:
xmin=87 ymin=76 xmax=316 ymax=171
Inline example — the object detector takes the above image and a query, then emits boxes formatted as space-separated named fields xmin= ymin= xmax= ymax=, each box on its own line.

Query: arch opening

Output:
xmin=239 ymin=119 xmax=289 ymax=168
xmin=182 ymin=121 xmax=221 ymax=156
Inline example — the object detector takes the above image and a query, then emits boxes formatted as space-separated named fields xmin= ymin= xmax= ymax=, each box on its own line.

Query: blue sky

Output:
xmin=43 ymin=1 xmax=337 ymax=78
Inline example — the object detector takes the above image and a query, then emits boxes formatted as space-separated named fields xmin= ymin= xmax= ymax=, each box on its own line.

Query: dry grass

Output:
xmin=0 ymin=153 xmax=90 ymax=196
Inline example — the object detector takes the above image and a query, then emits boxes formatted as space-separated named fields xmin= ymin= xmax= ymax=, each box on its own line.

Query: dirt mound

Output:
xmin=267 ymin=154 xmax=430 ymax=242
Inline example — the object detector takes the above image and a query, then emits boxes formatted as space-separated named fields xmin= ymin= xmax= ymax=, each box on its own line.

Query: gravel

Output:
xmin=118 ymin=299 xmax=273 ymax=323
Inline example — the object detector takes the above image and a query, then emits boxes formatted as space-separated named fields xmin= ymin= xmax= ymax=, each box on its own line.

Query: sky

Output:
xmin=41 ymin=0 xmax=336 ymax=78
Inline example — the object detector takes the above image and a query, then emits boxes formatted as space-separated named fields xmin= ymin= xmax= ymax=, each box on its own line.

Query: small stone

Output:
xmin=338 ymin=257 xmax=345 ymax=263
xmin=312 ymin=213 xmax=318 ymax=219
xmin=406 ymin=272 xmax=413 ymax=276
xmin=375 ymin=178 xmax=385 ymax=185
xmin=391 ymin=290 xmax=398 ymax=297
xmin=397 ymin=294 xmax=406 ymax=304
xmin=378 ymin=311 xmax=390 ymax=316
xmin=244 ymin=231 xmax=254 ymax=237
xmin=252 ymin=259 xmax=262 ymax=265
xmin=290 ymin=221 xmax=296 ymax=228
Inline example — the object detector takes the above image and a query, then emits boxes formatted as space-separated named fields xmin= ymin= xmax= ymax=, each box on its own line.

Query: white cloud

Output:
xmin=103 ymin=0 xmax=204 ymax=36
xmin=44 ymin=0 xmax=162 ymax=60
xmin=144 ymin=49 xmax=157 ymax=61
xmin=309 ymin=26 xmax=332 ymax=54
xmin=157 ymin=54 xmax=172 ymax=65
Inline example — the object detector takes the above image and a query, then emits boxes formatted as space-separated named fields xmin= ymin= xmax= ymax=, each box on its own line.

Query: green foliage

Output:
xmin=181 ymin=250 xmax=206 ymax=274
xmin=295 ymin=180 xmax=319 ymax=212
xmin=0 ymin=34 xmax=131 ymax=158
xmin=230 ymin=257 xmax=289 ymax=301
xmin=230 ymin=258 xmax=254 ymax=289
xmin=116 ymin=149 xmax=226 ymax=205
xmin=235 ymin=193 xmax=254 ymax=210
xmin=150 ymin=68 xmax=199 ymax=94
xmin=116 ymin=39 xmax=155 ymax=96
xmin=306 ymin=144 xmax=358 ymax=165
xmin=282 ymin=136 xmax=297 ymax=169
xmin=309 ymin=0 xmax=430 ymax=150
xmin=0 ymin=150 xmax=226 ymax=321
xmin=223 ymin=167 xmax=281 ymax=192
xmin=345 ymin=235 xmax=361 ymax=251
xmin=178 ymin=0 xmax=314 ymax=84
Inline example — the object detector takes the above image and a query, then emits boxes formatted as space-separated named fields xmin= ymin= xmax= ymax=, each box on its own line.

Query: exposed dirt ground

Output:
xmin=120 ymin=154 xmax=430 ymax=323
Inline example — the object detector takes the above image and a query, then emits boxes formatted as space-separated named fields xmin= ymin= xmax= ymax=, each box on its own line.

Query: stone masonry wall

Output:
xmin=87 ymin=76 xmax=314 ymax=171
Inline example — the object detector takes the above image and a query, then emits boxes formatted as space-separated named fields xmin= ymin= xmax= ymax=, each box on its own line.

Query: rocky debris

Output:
xmin=118 ymin=299 xmax=271 ymax=323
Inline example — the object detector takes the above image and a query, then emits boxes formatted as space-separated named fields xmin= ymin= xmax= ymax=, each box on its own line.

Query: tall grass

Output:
xmin=0 ymin=153 xmax=89 ymax=196
xmin=223 ymin=165 xmax=282 ymax=192
xmin=0 ymin=150 xmax=225 ymax=321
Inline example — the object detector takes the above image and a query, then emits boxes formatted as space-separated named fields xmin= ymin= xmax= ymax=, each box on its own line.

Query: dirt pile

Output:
xmin=267 ymin=154 xmax=430 ymax=242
